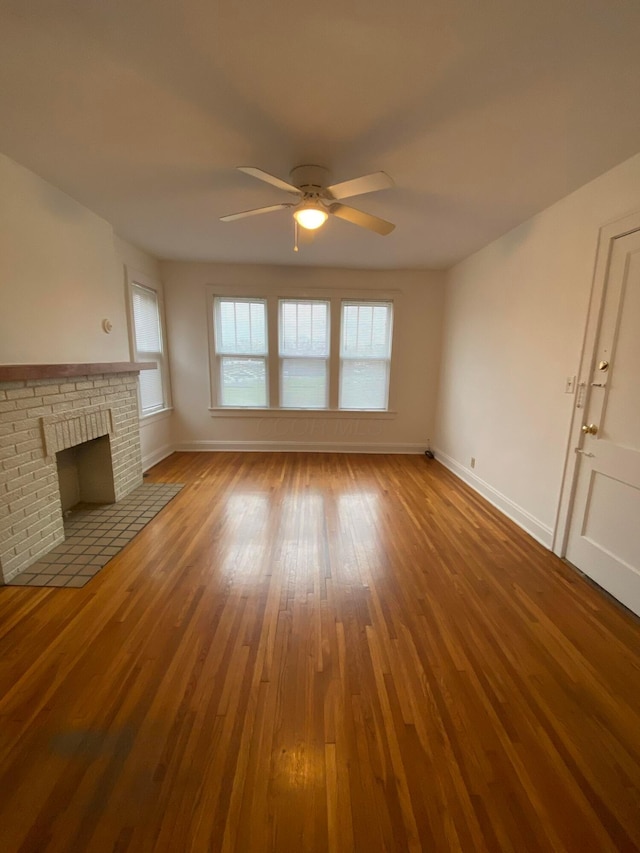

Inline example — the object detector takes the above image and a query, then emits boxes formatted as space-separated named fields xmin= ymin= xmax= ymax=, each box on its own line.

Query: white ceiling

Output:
xmin=1 ymin=0 xmax=640 ymax=269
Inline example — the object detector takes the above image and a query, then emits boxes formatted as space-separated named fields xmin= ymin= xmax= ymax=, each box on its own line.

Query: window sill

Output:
xmin=208 ymin=407 xmax=397 ymax=420
xmin=140 ymin=407 xmax=174 ymax=424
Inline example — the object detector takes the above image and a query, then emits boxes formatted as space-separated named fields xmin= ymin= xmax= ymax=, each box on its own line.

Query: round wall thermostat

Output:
xmin=102 ymin=319 xmax=113 ymax=334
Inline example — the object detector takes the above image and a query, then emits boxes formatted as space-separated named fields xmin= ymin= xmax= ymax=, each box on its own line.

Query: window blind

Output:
xmin=340 ymin=302 xmax=393 ymax=410
xmin=279 ymin=300 xmax=329 ymax=408
xmin=214 ymin=298 xmax=268 ymax=407
xmin=131 ymin=283 xmax=165 ymax=413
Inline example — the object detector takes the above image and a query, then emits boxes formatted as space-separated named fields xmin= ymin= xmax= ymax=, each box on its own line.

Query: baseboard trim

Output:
xmin=141 ymin=444 xmax=175 ymax=472
xmin=434 ymin=449 xmax=554 ymax=549
xmin=174 ymin=440 xmax=426 ymax=455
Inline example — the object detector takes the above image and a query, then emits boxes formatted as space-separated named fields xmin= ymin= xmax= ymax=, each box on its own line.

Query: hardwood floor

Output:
xmin=0 ymin=452 xmax=638 ymax=852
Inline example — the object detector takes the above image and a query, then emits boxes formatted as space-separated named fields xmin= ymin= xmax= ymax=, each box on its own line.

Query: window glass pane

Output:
xmin=340 ymin=359 xmax=388 ymax=409
xmin=280 ymin=300 xmax=329 ymax=356
xmin=341 ymin=302 xmax=391 ymax=358
xmin=132 ymin=285 xmax=161 ymax=353
xmin=139 ymin=366 xmax=164 ymax=412
xmin=216 ymin=299 xmax=267 ymax=355
xmin=220 ymin=357 xmax=267 ymax=407
xmin=131 ymin=283 xmax=165 ymax=413
xmin=281 ymin=358 xmax=327 ymax=408
xmin=372 ymin=306 xmax=389 ymax=348
xmin=251 ymin=302 xmax=266 ymax=352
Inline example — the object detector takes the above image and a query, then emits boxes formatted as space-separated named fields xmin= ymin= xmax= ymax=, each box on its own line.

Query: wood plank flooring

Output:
xmin=0 ymin=452 xmax=638 ymax=852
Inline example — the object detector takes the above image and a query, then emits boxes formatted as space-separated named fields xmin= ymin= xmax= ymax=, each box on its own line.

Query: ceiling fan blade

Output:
xmin=329 ymin=203 xmax=395 ymax=236
xmin=327 ymin=171 xmax=394 ymax=201
xmin=238 ymin=167 xmax=301 ymax=195
xmin=220 ymin=203 xmax=293 ymax=222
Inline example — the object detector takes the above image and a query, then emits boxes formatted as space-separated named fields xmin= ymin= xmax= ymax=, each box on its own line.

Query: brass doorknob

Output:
xmin=581 ymin=423 xmax=598 ymax=435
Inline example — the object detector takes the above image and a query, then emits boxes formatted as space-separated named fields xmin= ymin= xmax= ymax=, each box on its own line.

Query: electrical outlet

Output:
xmin=565 ymin=376 xmax=576 ymax=394
xmin=470 ymin=457 xmax=476 ymax=469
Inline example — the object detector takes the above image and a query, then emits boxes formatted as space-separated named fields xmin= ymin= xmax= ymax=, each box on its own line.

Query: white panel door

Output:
xmin=566 ymin=228 xmax=640 ymax=616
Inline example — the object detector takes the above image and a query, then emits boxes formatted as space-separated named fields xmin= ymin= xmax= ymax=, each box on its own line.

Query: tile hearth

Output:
xmin=8 ymin=482 xmax=183 ymax=588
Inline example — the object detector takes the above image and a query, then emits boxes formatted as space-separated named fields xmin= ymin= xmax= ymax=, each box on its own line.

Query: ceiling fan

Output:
xmin=220 ymin=165 xmax=395 ymax=242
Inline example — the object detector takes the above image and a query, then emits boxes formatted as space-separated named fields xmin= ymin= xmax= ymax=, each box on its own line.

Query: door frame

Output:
xmin=554 ymin=208 xmax=640 ymax=557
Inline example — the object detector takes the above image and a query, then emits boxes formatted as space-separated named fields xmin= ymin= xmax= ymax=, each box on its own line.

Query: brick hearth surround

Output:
xmin=0 ymin=363 xmax=151 ymax=583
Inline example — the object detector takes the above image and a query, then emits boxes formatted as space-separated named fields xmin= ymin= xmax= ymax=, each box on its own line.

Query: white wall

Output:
xmin=115 ymin=236 xmax=160 ymax=283
xmin=0 ymin=152 xmax=172 ymax=472
xmin=0 ymin=153 xmax=130 ymax=363
xmin=161 ymin=262 xmax=444 ymax=452
xmin=435 ymin=151 xmax=640 ymax=548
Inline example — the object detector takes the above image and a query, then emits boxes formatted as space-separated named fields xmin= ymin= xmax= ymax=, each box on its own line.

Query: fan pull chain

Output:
xmin=293 ymin=218 xmax=299 ymax=252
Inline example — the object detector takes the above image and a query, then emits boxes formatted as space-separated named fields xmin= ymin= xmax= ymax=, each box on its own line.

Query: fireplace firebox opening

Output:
xmin=55 ymin=435 xmax=116 ymax=512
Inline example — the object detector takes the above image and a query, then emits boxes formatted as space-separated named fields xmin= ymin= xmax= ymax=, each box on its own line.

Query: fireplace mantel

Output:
xmin=0 ymin=362 xmax=155 ymax=382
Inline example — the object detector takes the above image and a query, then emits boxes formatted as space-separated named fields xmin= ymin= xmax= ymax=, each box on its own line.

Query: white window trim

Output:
xmin=125 ymin=266 xmax=172 ymax=419
xmin=208 ymin=406 xmax=397 ymax=419
xmin=206 ymin=285 xmax=401 ymax=416
xmin=139 ymin=407 xmax=174 ymax=425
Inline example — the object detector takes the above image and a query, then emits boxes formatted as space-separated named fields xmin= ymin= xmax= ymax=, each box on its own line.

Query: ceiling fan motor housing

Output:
xmin=289 ymin=165 xmax=331 ymax=197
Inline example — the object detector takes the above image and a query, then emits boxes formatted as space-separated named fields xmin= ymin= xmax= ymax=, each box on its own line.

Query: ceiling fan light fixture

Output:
xmin=293 ymin=201 xmax=328 ymax=230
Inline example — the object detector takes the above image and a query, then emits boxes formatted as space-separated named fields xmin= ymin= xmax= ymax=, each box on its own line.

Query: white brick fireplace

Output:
xmin=0 ymin=363 xmax=151 ymax=583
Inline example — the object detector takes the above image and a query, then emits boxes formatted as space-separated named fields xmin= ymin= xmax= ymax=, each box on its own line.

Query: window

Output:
xmin=279 ymin=300 xmax=330 ymax=408
xmin=213 ymin=297 xmax=268 ymax=407
xmin=208 ymin=291 xmax=395 ymax=413
xmin=340 ymin=301 xmax=393 ymax=410
xmin=130 ymin=282 xmax=168 ymax=414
